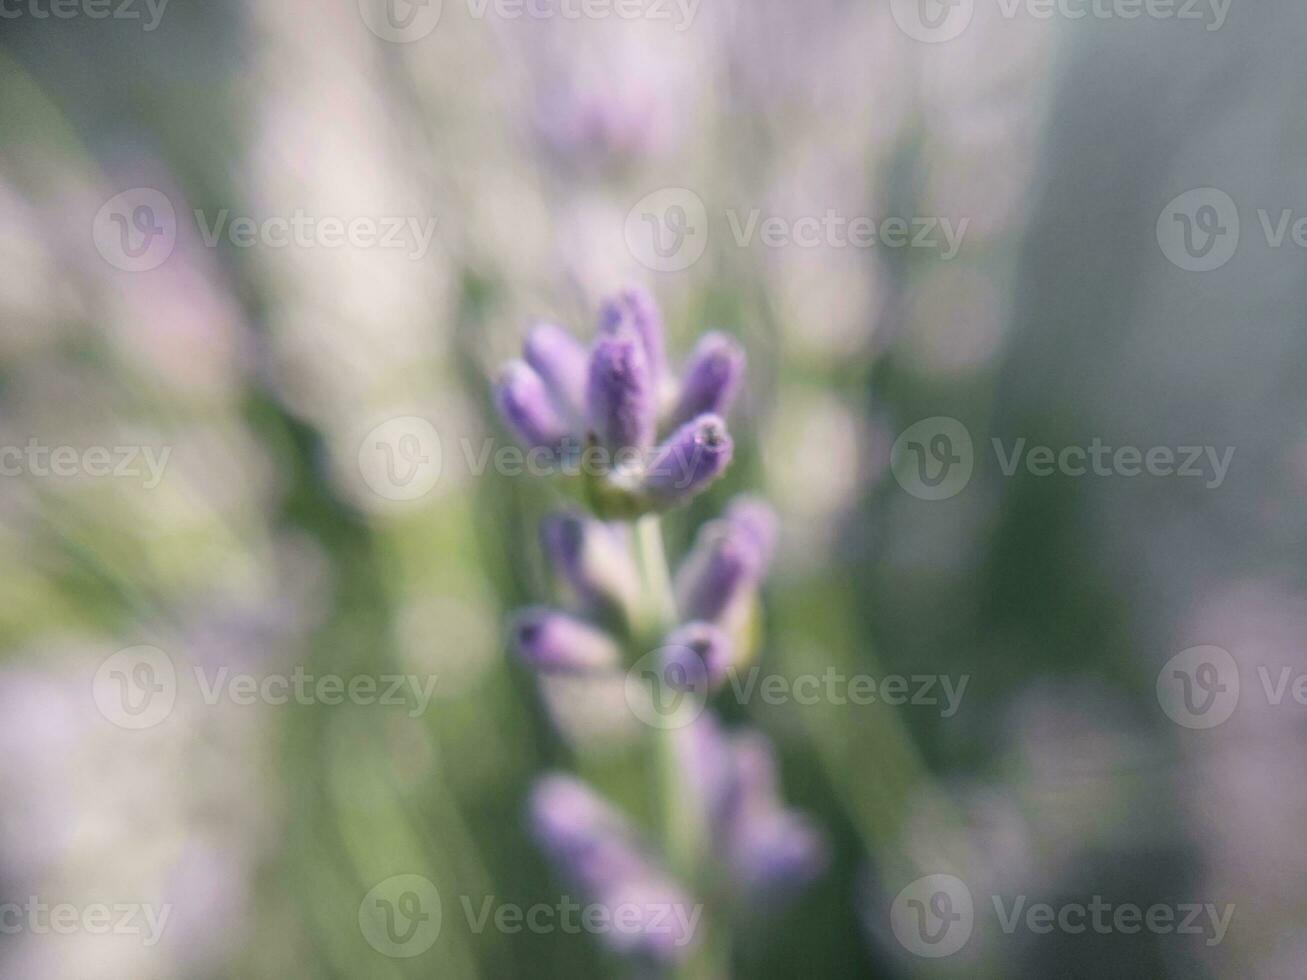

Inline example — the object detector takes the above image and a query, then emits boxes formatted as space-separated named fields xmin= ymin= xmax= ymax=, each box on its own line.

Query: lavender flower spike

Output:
xmin=496 ymin=360 xmax=570 ymax=451
xmin=540 ymin=512 xmax=640 ymax=615
xmin=512 ymin=607 xmax=621 ymax=673
xmin=642 ymin=414 xmax=734 ymax=508
xmin=525 ymin=321 xmax=589 ymax=425
xmin=598 ymin=285 xmax=667 ymax=396
xmin=671 ymin=331 xmax=745 ymax=428
xmin=587 ymin=328 xmax=656 ymax=456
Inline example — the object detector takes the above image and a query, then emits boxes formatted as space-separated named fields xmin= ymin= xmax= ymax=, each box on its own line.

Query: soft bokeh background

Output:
xmin=1 ymin=0 xmax=1303 ymax=977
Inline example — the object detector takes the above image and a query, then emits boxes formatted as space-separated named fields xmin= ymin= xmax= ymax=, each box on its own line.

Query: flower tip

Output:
xmin=496 ymin=359 xmax=570 ymax=451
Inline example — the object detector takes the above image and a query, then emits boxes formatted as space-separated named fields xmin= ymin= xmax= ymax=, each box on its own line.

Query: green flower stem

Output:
xmin=631 ymin=514 xmax=726 ymax=980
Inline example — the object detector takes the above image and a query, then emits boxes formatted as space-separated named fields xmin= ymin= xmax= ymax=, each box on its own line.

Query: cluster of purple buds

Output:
xmin=495 ymin=286 xmax=743 ymax=518
xmin=494 ymin=287 xmax=824 ymax=965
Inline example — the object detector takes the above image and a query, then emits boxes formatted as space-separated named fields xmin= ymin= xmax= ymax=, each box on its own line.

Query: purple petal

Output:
xmin=587 ymin=328 xmax=656 ymax=455
xmin=671 ymin=332 xmax=745 ymax=428
xmin=673 ymin=515 xmax=760 ymax=624
xmin=511 ymin=607 xmax=621 ymax=673
xmin=662 ymin=622 xmax=733 ymax=691
xmin=496 ymin=360 xmax=571 ymax=451
xmin=525 ymin=321 xmax=589 ymax=425
xmin=598 ymin=286 xmax=666 ymax=393
xmin=540 ymin=512 xmax=640 ymax=614
xmin=643 ymin=414 xmax=733 ymax=508
xmin=724 ymin=496 xmax=778 ymax=572
xmin=529 ymin=775 xmax=701 ymax=962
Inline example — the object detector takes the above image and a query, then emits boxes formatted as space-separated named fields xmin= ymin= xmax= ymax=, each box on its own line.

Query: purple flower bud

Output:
xmin=724 ymin=496 xmax=778 ymax=572
xmin=673 ymin=717 xmax=827 ymax=908
xmin=671 ymin=332 xmax=745 ymax=428
xmin=587 ymin=328 xmax=656 ymax=455
xmin=530 ymin=775 xmax=700 ymax=961
xmin=495 ymin=360 xmax=571 ymax=451
xmin=512 ymin=607 xmax=621 ymax=673
xmin=598 ymin=286 xmax=666 ymax=394
xmin=727 ymin=808 xmax=828 ymax=901
xmin=673 ymin=514 xmax=761 ymax=624
xmin=525 ymin=321 xmax=589 ymax=425
xmin=540 ymin=512 xmax=640 ymax=614
xmin=662 ymin=622 xmax=732 ymax=691
xmin=643 ymin=414 xmax=733 ymax=508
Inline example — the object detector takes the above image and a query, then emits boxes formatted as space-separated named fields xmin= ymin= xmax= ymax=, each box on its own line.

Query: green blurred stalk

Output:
xmin=632 ymin=515 xmax=726 ymax=980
